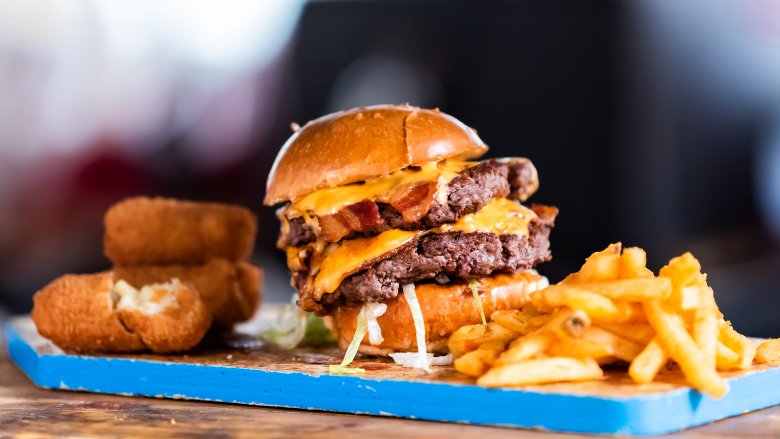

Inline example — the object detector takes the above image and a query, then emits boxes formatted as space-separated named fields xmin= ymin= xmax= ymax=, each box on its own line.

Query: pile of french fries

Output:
xmin=449 ymin=243 xmax=777 ymax=398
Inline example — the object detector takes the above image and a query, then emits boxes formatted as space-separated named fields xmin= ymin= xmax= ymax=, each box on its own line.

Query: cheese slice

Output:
xmin=287 ymin=160 xmax=475 ymax=217
xmin=308 ymin=198 xmax=538 ymax=296
xmin=444 ymin=198 xmax=535 ymax=236
xmin=313 ymin=229 xmax=421 ymax=297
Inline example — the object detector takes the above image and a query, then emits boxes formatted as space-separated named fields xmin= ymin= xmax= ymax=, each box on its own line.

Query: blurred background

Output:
xmin=1 ymin=0 xmax=779 ymax=336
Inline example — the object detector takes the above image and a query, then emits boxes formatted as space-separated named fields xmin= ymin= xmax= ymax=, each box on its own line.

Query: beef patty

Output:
xmin=296 ymin=207 xmax=555 ymax=313
xmin=282 ymin=159 xmax=536 ymax=247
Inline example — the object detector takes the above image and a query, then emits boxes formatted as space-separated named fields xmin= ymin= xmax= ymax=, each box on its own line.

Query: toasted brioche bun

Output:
xmin=328 ymin=271 xmax=546 ymax=355
xmin=264 ymin=105 xmax=488 ymax=205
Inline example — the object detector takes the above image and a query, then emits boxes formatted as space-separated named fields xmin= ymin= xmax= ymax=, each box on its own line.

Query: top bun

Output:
xmin=264 ymin=105 xmax=488 ymax=205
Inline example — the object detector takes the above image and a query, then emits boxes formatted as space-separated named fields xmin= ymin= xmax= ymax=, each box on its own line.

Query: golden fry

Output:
xmin=575 ymin=243 xmax=622 ymax=282
xmin=628 ymin=338 xmax=667 ymax=384
xmin=659 ymin=252 xmax=702 ymax=288
xmin=449 ymin=245 xmax=752 ymax=400
xmin=448 ymin=322 xmax=518 ymax=357
xmin=719 ymin=322 xmax=757 ymax=370
xmin=477 ymin=357 xmax=603 ymax=387
xmin=581 ymin=327 xmax=644 ymax=362
xmin=490 ymin=309 xmax=547 ymax=335
xmin=497 ymin=332 xmax=555 ymax=365
xmin=547 ymin=337 xmax=613 ymax=359
xmin=619 ymin=247 xmax=654 ymax=279
xmin=539 ymin=286 xmax=646 ymax=323
xmin=756 ymin=339 xmax=780 ymax=364
xmin=644 ymin=300 xmax=729 ymax=398
xmin=454 ymin=342 xmax=505 ymax=377
xmin=566 ymin=278 xmax=672 ymax=302
xmin=541 ymin=308 xmax=591 ymax=339
xmin=692 ymin=287 xmax=718 ymax=369
xmin=716 ymin=341 xmax=741 ymax=370
xmin=594 ymin=322 xmax=655 ymax=345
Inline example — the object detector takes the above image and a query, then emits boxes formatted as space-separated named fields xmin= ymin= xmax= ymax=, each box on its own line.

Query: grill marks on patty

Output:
xmin=295 ymin=206 xmax=556 ymax=314
xmin=282 ymin=159 xmax=536 ymax=247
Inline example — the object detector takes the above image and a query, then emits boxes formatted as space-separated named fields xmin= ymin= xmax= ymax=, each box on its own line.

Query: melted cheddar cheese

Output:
xmin=287 ymin=160 xmax=476 ymax=217
xmin=443 ymin=198 xmax=535 ymax=236
xmin=313 ymin=229 xmax=420 ymax=297
xmin=305 ymin=198 xmax=537 ymax=297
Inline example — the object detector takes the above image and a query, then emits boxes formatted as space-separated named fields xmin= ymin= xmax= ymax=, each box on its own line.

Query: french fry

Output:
xmin=449 ymin=245 xmax=753 ymax=399
xmin=448 ymin=322 xmax=518 ymax=357
xmin=619 ymin=247 xmax=654 ymax=279
xmin=692 ymin=287 xmax=718 ymax=369
xmin=581 ymin=327 xmax=644 ymax=362
xmin=644 ymin=299 xmax=729 ymax=398
xmin=529 ymin=290 xmax=555 ymax=312
xmin=659 ymin=252 xmax=702 ymax=288
xmin=454 ymin=342 xmax=505 ymax=377
xmin=679 ymin=286 xmax=703 ymax=311
xmin=547 ymin=337 xmax=613 ymax=359
xmin=716 ymin=341 xmax=741 ymax=370
xmin=628 ymin=338 xmax=668 ymax=384
xmin=719 ymin=322 xmax=757 ymax=370
xmin=563 ymin=278 xmax=672 ymax=302
xmin=497 ymin=331 xmax=555 ymax=365
xmin=542 ymin=308 xmax=591 ymax=339
xmin=756 ymin=339 xmax=780 ymax=364
xmin=575 ymin=243 xmax=622 ymax=282
xmin=594 ymin=322 xmax=655 ymax=345
xmin=477 ymin=357 xmax=603 ymax=387
xmin=490 ymin=309 xmax=547 ymax=335
xmin=659 ymin=252 xmax=708 ymax=310
xmin=540 ymin=288 xmax=616 ymax=319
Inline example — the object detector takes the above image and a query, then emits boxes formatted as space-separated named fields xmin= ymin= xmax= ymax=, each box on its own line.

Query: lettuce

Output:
xmin=329 ymin=305 xmax=367 ymax=375
xmin=469 ymin=279 xmax=487 ymax=326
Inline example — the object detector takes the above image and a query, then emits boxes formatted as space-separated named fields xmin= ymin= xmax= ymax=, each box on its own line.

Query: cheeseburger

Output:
xmin=264 ymin=105 xmax=557 ymax=365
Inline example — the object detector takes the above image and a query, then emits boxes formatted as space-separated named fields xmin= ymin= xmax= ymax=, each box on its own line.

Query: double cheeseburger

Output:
xmin=264 ymin=105 xmax=557 ymax=356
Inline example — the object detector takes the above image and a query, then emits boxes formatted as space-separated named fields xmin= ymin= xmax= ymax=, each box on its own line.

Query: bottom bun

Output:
xmin=329 ymin=271 xmax=547 ymax=355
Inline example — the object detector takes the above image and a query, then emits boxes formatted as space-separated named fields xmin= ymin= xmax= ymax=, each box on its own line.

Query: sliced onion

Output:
xmin=329 ymin=305 xmax=367 ymax=375
xmin=365 ymin=303 xmax=387 ymax=346
xmin=469 ymin=279 xmax=487 ymax=326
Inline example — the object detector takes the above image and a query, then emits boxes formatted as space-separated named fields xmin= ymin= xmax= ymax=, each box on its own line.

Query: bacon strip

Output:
xmin=387 ymin=181 xmax=437 ymax=222
xmin=319 ymin=200 xmax=381 ymax=242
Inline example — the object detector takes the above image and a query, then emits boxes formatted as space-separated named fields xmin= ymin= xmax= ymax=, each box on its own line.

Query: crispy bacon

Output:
xmin=531 ymin=204 xmax=559 ymax=227
xmin=387 ymin=181 xmax=438 ymax=222
xmin=319 ymin=200 xmax=381 ymax=242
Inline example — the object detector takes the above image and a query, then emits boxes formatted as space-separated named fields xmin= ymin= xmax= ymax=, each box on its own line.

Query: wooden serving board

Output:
xmin=6 ymin=316 xmax=780 ymax=436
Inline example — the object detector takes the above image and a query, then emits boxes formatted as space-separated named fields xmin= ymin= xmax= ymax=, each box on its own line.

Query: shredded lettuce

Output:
xmin=401 ymin=283 xmax=432 ymax=371
xmin=303 ymin=314 xmax=336 ymax=347
xmin=329 ymin=305 xmax=367 ymax=375
xmin=469 ymin=279 xmax=487 ymax=326
xmin=261 ymin=294 xmax=335 ymax=349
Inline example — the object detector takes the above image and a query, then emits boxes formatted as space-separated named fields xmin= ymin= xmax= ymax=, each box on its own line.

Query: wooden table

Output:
xmin=1 ymin=346 xmax=779 ymax=439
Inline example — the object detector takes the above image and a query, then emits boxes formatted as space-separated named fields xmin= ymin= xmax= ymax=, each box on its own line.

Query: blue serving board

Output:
xmin=6 ymin=316 xmax=780 ymax=436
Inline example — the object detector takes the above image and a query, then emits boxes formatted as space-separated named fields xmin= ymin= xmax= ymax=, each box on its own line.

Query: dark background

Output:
xmin=1 ymin=0 xmax=779 ymax=335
